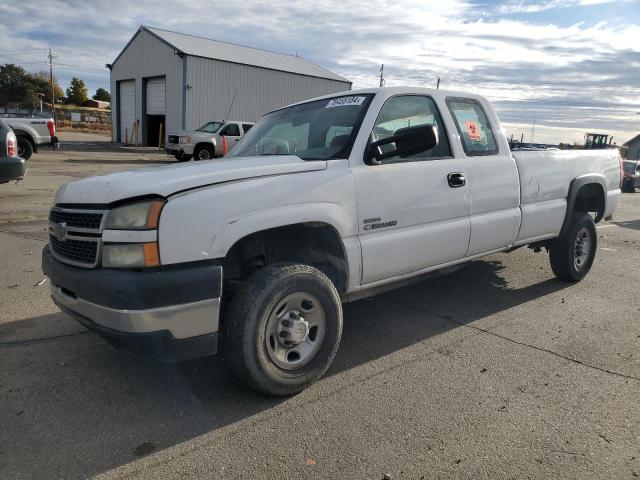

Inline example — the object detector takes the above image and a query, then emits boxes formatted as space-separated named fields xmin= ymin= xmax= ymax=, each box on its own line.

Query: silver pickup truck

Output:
xmin=1 ymin=113 xmax=58 ymax=160
xmin=165 ymin=120 xmax=254 ymax=161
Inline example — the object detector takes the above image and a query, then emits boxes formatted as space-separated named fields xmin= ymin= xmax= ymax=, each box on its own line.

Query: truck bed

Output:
xmin=512 ymin=148 xmax=621 ymax=244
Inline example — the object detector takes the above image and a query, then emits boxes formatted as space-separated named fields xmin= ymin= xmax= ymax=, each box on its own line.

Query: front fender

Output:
xmin=212 ymin=202 xmax=356 ymax=259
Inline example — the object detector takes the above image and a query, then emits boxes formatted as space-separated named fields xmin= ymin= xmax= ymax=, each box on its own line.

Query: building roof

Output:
xmin=624 ymin=133 xmax=640 ymax=146
xmin=112 ymin=26 xmax=350 ymax=84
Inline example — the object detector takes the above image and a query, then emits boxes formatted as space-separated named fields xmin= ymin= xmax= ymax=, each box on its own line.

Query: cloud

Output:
xmin=0 ymin=0 xmax=638 ymax=143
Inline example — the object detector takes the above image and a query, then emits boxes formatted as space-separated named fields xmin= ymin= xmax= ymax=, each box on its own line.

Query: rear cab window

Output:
xmin=446 ymin=97 xmax=499 ymax=156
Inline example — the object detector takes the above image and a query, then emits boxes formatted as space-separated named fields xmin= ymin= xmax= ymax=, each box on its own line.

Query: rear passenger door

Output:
xmin=353 ymin=94 xmax=471 ymax=285
xmin=446 ymin=97 xmax=520 ymax=256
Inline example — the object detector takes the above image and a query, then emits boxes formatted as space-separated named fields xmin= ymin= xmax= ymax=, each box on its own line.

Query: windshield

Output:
xmin=229 ymin=94 xmax=373 ymax=160
xmin=196 ymin=121 xmax=223 ymax=133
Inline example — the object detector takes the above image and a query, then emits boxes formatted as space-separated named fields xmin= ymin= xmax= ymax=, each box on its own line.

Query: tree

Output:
xmin=92 ymin=88 xmax=111 ymax=102
xmin=65 ymin=77 xmax=89 ymax=105
xmin=0 ymin=64 xmax=31 ymax=106
xmin=33 ymin=71 xmax=64 ymax=106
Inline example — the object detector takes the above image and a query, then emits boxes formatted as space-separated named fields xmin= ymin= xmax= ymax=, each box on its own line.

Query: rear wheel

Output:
xmin=193 ymin=145 xmax=214 ymax=161
xmin=17 ymin=137 xmax=33 ymax=160
xmin=549 ymin=212 xmax=597 ymax=282
xmin=225 ymin=263 xmax=343 ymax=396
xmin=622 ymin=178 xmax=636 ymax=193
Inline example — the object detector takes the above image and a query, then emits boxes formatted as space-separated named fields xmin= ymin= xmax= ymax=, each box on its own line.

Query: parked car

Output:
xmin=0 ymin=119 xmax=27 ymax=183
xmin=165 ymin=120 xmax=254 ymax=161
xmin=42 ymin=87 xmax=621 ymax=395
xmin=0 ymin=113 xmax=58 ymax=160
xmin=622 ymin=160 xmax=639 ymax=193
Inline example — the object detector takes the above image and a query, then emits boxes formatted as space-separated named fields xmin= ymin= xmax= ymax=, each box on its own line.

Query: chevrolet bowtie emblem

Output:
xmin=52 ymin=222 xmax=68 ymax=242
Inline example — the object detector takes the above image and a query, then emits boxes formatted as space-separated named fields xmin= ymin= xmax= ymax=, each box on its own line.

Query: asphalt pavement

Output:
xmin=1 ymin=133 xmax=639 ymax=479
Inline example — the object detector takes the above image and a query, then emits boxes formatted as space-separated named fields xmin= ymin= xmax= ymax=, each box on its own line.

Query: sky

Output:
xmin=0 ymin=0 xmax=638 ymax=144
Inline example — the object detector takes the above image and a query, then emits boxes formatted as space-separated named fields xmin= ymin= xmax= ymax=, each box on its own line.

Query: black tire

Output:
xmin=174 ymin=154 xmax=191 ymax=162
xmin=193 ymin=145 xmax=214 ymax=161
xmin=225 ymin=263 xmax=343 ymax=396
xmin=17 ymin=137 xmax=33 ymax=160
xmin=622 ymin=179 xmax=635 ymax=193
xmin=549 ymin=212 xmax=597 ymax=282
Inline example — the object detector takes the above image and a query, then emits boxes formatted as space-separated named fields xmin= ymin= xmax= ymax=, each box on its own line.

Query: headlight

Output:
xmin=106 ymin=199 xmax=165 ymax=230
xmin=102 ymin=242 xmax=160 ymax=268
xmin=179 ymin=136 xmax=192 ymax=144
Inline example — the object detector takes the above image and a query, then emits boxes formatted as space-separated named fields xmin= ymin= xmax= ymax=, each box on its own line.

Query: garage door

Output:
xmin=118 ymin=80 xmax=136 ymax=143
xmin=146 ymin=77 xmax=165 ymax=115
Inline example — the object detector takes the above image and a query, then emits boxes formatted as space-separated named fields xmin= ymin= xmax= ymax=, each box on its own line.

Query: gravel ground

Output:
xmin=1 ymin=133 xmax=639 ymax=479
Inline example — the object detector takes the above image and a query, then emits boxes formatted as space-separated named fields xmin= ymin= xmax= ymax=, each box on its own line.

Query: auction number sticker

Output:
xmin=465 ymin=121 xmax=482 ymax=141
xmin=325 ymin=96 xmax=366 ymax=108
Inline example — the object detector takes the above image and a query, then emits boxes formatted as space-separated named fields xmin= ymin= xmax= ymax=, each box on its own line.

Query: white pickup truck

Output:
xmin=165 ymin=120 xmax=254 ymax=161
xmin=42 ymin=87 xmax=621 ymax=395
xmin=1 ymin=113 xmax=58 ymax=160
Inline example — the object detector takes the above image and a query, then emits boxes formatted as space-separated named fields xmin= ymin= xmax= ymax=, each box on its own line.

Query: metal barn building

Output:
xmin=624 ymin=133 xmax=640 ymax=160
xmin=108 ymin=26 xmax=352 ymax=146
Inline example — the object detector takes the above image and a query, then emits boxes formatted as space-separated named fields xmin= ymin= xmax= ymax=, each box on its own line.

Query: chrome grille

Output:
xmin=49 ymin=209 xmax=103 ymax=230
xmin=48 ymin=207 xmax=107 ymax=268
xmin=50 ymin=236 xmax=98 ymax=265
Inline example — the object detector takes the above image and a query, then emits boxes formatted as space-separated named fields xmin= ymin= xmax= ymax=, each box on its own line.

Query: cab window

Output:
xmin=370 ymin=95 xmax=451 ymax=164
xmin=221 ymin=123 xmax=240 ymax=136
xmin=446 ymin=98 xmax=499 ymax=156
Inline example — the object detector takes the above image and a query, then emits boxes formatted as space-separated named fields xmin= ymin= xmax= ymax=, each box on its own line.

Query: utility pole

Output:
xmin=379 ymin=64 xmax=385 ymax=87
xmin=48 ymin=48 xmax=57 ymax=122
xmin=436 ymin=76 xmax=441 ymax=89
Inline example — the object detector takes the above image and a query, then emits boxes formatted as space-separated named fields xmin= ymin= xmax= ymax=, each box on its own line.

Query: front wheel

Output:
xmin=549 ymin=212 xmax=597 ymax=282
xmin=193 ymin=145 xmax=214 ymax=161
xmin=174 ymin=154 xmax=191 ymax=162
xmin=225 ymin=264 xmax=343 ymax=396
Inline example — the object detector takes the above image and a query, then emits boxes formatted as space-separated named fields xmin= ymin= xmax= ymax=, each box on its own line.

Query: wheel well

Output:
xmin=223 ymin=223 xmax=348 ymax=293
xmin=15 ymin=132 xmax=36 ymax=150
xmin=194 ymin=143 xmax=214 ymax=152
xmin=573 ymin=183 xmax=605 ymax=222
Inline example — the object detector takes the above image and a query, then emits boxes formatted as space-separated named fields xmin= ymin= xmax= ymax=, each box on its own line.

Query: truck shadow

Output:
xmin=0 ymin=258 xmax=570 ymax=479
xmin=613 ymin=219 xmax=640 ymax=231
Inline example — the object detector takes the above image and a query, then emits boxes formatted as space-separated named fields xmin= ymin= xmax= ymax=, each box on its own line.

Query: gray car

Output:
xmin=0 ymin=119 xmax=27 ymax=183
xmin=622 ymin=160 xmax=640 ymax=193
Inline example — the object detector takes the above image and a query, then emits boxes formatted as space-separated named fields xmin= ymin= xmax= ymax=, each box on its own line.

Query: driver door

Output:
xmin=353 ymin=95 xmax=471 ymax=285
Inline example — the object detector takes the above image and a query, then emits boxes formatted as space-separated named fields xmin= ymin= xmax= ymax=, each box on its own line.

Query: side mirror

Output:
xmin=364 ymin=124 xmax=439 ymax=165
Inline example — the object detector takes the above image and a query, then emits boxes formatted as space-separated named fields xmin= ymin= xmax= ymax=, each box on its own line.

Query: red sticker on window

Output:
xmin=465 ymin=121 xmax=481 ymax=141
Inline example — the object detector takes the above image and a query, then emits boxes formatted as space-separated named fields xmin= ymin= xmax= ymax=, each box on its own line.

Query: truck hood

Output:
xmin=55 ymin=156 xmax=327 ymax=205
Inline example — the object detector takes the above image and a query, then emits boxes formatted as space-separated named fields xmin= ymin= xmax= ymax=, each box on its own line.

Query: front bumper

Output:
xmin=165 ymin=143 xmax=194 ymax=156
xmin=42 ymin=246 xmax=222 ymax=362
xmin=0 ymin=156 xmax=27 ymax=183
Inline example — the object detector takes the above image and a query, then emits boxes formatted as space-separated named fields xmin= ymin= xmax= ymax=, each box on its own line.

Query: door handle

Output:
xmin=447 ymin=172 xmax=466 ymax=188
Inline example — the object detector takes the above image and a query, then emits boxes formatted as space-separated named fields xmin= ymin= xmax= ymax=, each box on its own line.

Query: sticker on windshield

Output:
xmin=465 ymin=121 xmax=482 ymax=141
xmin=325 ymin=96 xmax=366 ymax=108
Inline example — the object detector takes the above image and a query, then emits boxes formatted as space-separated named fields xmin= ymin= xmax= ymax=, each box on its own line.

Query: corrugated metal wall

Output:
xmin=185 ymin=57 xmax=351 ymax=130
xmin=110 ymin=30 xmax=183 ymax=143
xmin=111 ymin=29 xmax=351 ymax=142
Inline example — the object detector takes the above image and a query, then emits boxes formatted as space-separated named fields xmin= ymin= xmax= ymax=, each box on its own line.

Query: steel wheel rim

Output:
xmin=198 ymin=150 xmax=211 ymax=160
xmin=265 ymin=292 xmax=326 ymax=371
xmin=573 ymin=227 xmax=590 ymax=270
